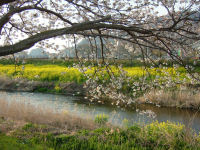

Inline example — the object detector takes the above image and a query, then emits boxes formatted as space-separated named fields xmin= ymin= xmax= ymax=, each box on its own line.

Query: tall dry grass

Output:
xmin=0 ymin=97 xmax=96 ymax=131
xmin=138 ymin=89 xmax=200 ymax=109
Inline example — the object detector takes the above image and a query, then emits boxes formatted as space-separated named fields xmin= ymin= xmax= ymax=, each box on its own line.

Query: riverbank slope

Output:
xmin=0 ymin=97 xmax=199 ymax=150
xmin=1 ymin=75 xmax=200 ymax=110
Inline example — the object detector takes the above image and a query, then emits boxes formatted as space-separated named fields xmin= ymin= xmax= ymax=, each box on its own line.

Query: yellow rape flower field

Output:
xmin=0 ymin=64 xmax=85 ymax=83
xmin=0 ymin=64 xmax=188 ymax=84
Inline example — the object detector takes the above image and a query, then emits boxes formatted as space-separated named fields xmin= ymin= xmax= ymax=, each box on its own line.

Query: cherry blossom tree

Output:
xmin=0 ymin=0 xmax=199 ymax=65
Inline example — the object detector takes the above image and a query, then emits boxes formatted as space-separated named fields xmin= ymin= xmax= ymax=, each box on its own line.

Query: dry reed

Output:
xmin=138 ymin=89 xmax=200 ymax=109
xmin=0 ymin=97 xmax=96 ymax=132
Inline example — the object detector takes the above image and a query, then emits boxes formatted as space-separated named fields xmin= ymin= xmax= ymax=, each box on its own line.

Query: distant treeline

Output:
xmin=0 ymin=57 xmax=199 ymax=67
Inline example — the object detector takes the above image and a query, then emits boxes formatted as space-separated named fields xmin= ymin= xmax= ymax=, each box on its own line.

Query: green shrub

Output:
xmin=22 ymin=123 xmax=35 ymax=131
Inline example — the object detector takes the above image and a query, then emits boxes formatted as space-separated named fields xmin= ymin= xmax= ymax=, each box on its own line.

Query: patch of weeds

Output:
xmin=0 ymin=116 xmax=5 ymax=124
xmin=93 ymin=127 xmax=110 ymax=135
xmin=34 ymin=87 xmax=50 ymax=93
xmin=22 ymin=123 xmax=49 ymax=133
xmin=78 ymin=129 xmax=90 ymax=136
xmin=34 ymin=86 xmax=63 ymax=94
xmin=54 ymin=84 xmax=62 ymax=93
xmin=127 ymin=124 xmax=141 ymax=134
xmin=122 ymin=118 xmax=130 ymax=128
xmin=22 ymin=123 xmax=36 ymax=131
xmin=0 ymin=133 xmax=50 ymax=150
xmin=94 ymin=113 xmax=109 ymax=125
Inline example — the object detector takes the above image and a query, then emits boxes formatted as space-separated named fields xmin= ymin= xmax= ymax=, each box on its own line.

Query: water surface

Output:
xmin=0 ymin=91 xmax=199 ymax=133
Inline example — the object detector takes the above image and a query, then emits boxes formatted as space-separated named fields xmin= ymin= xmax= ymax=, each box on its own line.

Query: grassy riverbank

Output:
xmin=1 ymin=122 xmax=200 ymax=150
xmin=0 ymin=98 xmax=199 ymax=150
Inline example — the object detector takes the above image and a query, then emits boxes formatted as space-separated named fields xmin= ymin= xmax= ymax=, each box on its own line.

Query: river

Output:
xmin=0 ymin=91 xmax=199 ymax=133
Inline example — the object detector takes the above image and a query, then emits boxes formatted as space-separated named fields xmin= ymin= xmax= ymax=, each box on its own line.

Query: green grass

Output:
xmin=1 ymin=57 xmax=200 ymax=67
xmin=1 ymin=121 xmax=199 ymax=150
xmin=0 ymin=58 xmax=145 ymax=67
xmin=0 ymin=134 xmax=51 ymax=150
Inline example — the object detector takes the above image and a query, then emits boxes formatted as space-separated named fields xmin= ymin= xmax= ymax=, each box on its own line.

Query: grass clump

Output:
xmin=0 ymin=133 xmax=51 ymax=150
xmin=94 ymin=113 xmax=109 ymax=125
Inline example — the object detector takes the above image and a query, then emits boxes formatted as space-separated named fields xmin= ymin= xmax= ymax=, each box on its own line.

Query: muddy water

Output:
xmin=0 ymin=91 xmax=199 ymax=133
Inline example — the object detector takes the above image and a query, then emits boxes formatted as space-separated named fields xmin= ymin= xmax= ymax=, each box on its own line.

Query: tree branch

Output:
xmin=0 ymin=15 xmax=112 ymax=56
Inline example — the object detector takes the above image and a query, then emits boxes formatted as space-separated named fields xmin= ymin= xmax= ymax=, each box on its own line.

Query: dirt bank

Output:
xmin=0 ymin=76 xmax=86 ymax=96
